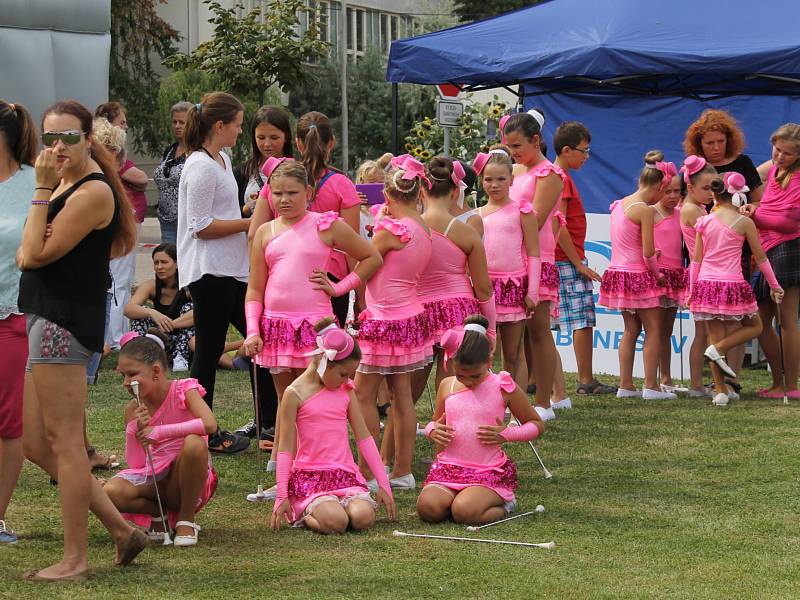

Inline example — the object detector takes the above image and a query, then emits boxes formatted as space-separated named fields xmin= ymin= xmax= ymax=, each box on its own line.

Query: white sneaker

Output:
xmin=712 ymin=392 xmax=729 ymax=406
xmin=172 ymin=355 xmax=189 ymax=372
xmin=389 ymin=473 xmax=416 ymax=490
xmin=688 ymin=387 xmax=713 ymax=398
xmin=725 ymin=385 xmax=740 ymax=401
xmin=551 ymin=397 xmax=572 ymax=410
xmin=246 ymin=484 xmax=277 ymax=502
xmin=643 ymin=388 xmax=677 ymax=400
xmin=704 ymin=345 xmax=737 ymax=378
xmin=534 ymin=406 xmax=556 ymax=421
xmin=266 ymin=459 xmax=276 ymax=473
xmin=616 ymin=388 xmax=641 ymax=398
xmin=661 ymin=383 xmax=688 ymax=394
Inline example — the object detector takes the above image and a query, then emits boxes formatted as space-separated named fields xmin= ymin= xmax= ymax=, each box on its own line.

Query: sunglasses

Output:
xmin=42 ymin=130 xmax=85 ymax=146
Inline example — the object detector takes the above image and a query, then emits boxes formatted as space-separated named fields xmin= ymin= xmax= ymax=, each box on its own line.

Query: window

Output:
xmin=390 ymin=16 xmax=399 ymax=41
xmin=346 ymin=7 xmax=354 ymax=51
xmin=308 ymin=0 xmax=329 ymax=42
xmin=380 ymin=13 xmax=388 ymax=53
xmin=356 ymin=9 xmax=364 ymax=52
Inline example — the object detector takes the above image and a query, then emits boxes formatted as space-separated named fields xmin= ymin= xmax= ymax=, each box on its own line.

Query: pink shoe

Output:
xmin=788 ymin=390 xmax=800 ymax=399
xmin=758 ymin=389 xmax=785 ymax=399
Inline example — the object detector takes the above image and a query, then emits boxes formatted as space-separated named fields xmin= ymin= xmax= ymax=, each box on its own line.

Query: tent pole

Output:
xmin=518 ymin=84 xmax=525 ymax=111
xmin=392 ymin=83 xmax=399 ymax=155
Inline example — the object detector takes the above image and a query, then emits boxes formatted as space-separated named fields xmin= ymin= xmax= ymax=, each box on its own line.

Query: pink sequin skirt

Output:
xmin=254 ymin=314 xmax=324 ymax=372
xmin=424 ymin=458 xmax=517 ymax=502
xmin=598 ymin=268 xmax=662 ymax=310
xmin=490 ymin=274 xmax=527 ymax=323
xmin=540 ymin=261 xmax=560 ymax=318
xmin=288 ymin=468 xmax=369 ymax=518
xmin=423 ymin=296 xmax=480 ymax=338
xmin=690 ymin=279 xmax=758 ymax=321
xmin=356 ymin=309 xmax=433 ymax=373
xmin=659 ymin=267 xmax=688 ymax=307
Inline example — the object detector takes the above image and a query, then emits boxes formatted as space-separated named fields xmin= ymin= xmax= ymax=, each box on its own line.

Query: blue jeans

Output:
xmin=159 ymin=218 xmax=177 ymax=244
xmin=87 ymin=290 xmax=112 ymax=384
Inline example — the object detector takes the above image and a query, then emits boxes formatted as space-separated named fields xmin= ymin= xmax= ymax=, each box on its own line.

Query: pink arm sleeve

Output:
xmin=330 ymin=271 xmax=362 ymax=297
xmin=645 ymin=254 xmax=659 ymax=275
xmin=478 ymin=294 xmax=497 ymax=337
xmin=527 ymin=257 xmax=541 ymax=304
xmin=423 ymin=421 xmax=436 ymax=438
xmin=758 ymin=260 xmax=781 ymax=289
xmin=245 ymin=300 xmax=262 ymax=341
xmin=689 ymin=261 xmax=701 ymax=291
xmin=125 ymin=420 xmax=146 ymax=469
xmin=274 ymin=451 xmax=294 ymax=508
xmin=148 ymin=418 xmax=206 ymax=442
xmin=500 ymin=419 xmax=541 ymax=442
xmin=357 ymin=437 xmax=393 ymax=498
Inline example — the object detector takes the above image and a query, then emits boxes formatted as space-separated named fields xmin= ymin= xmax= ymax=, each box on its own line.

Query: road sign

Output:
xmin=437 ymin=99 xmax=464 ymax=127
xmin=436 ymin=83 xmax=463 ymax=98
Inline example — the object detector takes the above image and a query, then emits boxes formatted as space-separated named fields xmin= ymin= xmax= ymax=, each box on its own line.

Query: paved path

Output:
xmin=133 ymin=217 xmax=163 ymax=286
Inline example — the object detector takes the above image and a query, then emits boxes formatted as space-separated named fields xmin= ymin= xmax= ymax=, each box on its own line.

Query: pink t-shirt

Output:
xmin=120 ymin=159 xmax=147 ymax=223
xmin=756 ymin=166 xmax=800 ymax=252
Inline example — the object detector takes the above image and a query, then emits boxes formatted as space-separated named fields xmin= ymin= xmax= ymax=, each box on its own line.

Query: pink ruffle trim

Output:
xmin=357 ymin=309 xmax=430 ymax=346
xmin=496 ymin=370 xmax=516 ymax=393
xmin=288 ymin=468 xmax=367 ymax=504
xmin=316 ymin=211 xmax=341 ymax=231
xmin=174 ymin=378 xmax=206 ymax=411
xmin=689 ymin=280 xmax=757 ymax=318
xmin=599 ymin=269 xmax=662 ymax=309
xmin=374 ymin=218 xmax=410 ymax=243
xmin=424 ymin=458 xmax=517 ymax=501
xmin=659 ymin=267 xmax=688 ymax=304
xmin=423 ymin=296 xmax=480 ymax=338
xmin=254 ymin=315 xmax=320 ymax=369
xmin=490 ymin=275 xmax=527 ymax=308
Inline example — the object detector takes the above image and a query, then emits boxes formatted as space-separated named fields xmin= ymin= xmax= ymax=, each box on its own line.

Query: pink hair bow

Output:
xmin=452 ymin=160 xmax=468 ymax=207
xmin=498 ymin=114 xmax=511 ymax=144
xmin=680 ymin=155 xmax=706 ymax=185
xmin=723 ymin=171 xmax=749 ymax=208
xmin=395 ymin=155 xmax=431 ymax=189
xmin=440 ymin=327 xmax=466 ymax=370
xmin=655 ymin=161 xmax=678 ymax=190
xmin=472 ymin=153 xmax=490 ymax=176
xmin=303 ymin=323 xmax=355 ymax=376
xmin=261 ymin=156 xmax=293 ymax=180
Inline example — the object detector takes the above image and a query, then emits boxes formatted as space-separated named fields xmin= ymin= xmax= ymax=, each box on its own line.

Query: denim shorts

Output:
xmin=26 ymin=314 xmax=92 ymax=372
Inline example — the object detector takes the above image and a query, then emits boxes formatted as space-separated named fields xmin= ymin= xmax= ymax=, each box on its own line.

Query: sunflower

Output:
xmin=490 ymin=105 xmax=502 ymax=118
xmin=420 ymin=150 xmax=432 ymax=159
xmin=404 ymin=142 xmax=413 ymax=151
xmin=416 ymin=128 xmax=427 ymax=138
xmin=460 ymin=126 xmax=472 ymax=135
xmin=423 ymin=116 xmax=433 ymax=125
xmin=413 ymin=146 xmax=423 ymax=157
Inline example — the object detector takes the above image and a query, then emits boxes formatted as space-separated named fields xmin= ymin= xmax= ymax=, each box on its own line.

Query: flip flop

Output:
xmin=114 ymin=528 xmax=148 ymax=566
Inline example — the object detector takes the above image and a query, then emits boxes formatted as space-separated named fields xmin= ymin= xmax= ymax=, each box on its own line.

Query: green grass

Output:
xmin=3 ymin=360 xmax=800 ymax=599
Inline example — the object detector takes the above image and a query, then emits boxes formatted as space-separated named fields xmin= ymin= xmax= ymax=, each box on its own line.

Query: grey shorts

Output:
xmin=25 ymin=315 xmax=92 ymax=372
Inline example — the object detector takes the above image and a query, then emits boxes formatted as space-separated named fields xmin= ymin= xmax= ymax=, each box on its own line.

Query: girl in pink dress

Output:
xmin=354 ymin=156 xmax=433 ymax=491
xmin=690 ymin=173 xmax=784 ymax=406
xmin=106 ymin=330 xmax=218 ymax=547
xmin=271 ymin=319 xmax=396 ymax=533
xmin=652 ymin=173 xmax=686 ymax=392
xmin=417 ymin=315 xmax=544 ymax=525
xmin=504 ymin=111 xmax=566 ymax=421
xmin=473 ymin=148 xmax=540 ymax=390
xmin=599 ymin=151 xmax=677 ymax=400
xmin=679 ymin=156 xmax=718 ymax=397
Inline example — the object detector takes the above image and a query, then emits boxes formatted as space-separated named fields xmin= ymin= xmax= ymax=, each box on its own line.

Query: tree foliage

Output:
xmin=452 ymin=0 xmax=542 ymax=22
xmin=164 ymin=0 xmax=329 ymax=107
xmin=109 ymin=0 xmax=180 ymax=155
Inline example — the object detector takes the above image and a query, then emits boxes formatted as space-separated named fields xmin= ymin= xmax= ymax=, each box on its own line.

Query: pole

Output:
xmin=443 ymin=127 xmax=451 ymax=157
xmin=391 ymin=83 xmax=399 ymax=155
xmin=340 ymin=0 xmax=349 ymax=172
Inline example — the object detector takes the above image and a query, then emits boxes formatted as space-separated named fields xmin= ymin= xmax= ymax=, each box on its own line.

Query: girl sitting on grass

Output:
xmin=105 ymin=329 xmax=218 ymax=547
xmin=417 ymin=315 xmax=544 ymax=525
xmin=271 ymin=318 xmax=397 ymax=534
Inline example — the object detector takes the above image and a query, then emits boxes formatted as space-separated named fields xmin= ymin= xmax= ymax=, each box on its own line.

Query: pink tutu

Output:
xmin=255 ymin=313 xmax=329 ymax=372
xmin=690 ymin=279 xmax=758 ymax=320
xmin=423 ymin=458 xmax=517 ymax=503
xmin=539 ymin=261 xmax=561 ymax=318
xmin=288 ymin=467 xmax=370 ymax=519
xmin=356 ymin=308 xmax=433 ymax=373
xmin=659 ymin=267 xmax=688 ymax=308
xmin=491 ymin=274 xmax=527 ymax=323
xmin=423 ymin=296 xmax=480 ymax=338
xmin=599 ymin=268 xmax=662 ymax=310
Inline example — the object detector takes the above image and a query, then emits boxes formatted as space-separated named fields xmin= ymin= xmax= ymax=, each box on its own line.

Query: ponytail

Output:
xmin=183 ymin=91 xmax=244 ymax=154
xmin=296 ymin=111 xmax=335 ymax=190
xmin=0 ymin=99 xmax=38 ymax=166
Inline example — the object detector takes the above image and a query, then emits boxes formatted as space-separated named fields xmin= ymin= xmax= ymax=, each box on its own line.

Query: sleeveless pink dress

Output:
xmin=479 ymin=201 xmax=533 ymax=323
xmin=424 ymin=371 xmax=518 ymax=504
xmin=357 ymin=217 xmax=433 ymax=373
xmin=598 ymin=200 xmax=662 ymax=310
xmin=256 ymin=211 xmax=340 ymax=372
xmin=417 ymin=217 xmax=480 ymax=338
xmin=286 ymin=380 xmax=373 ymax=522
xmin=654 ymin=205 xmax=688 ymax=306
xmin=509 ymin=160 xmax=567 ymax=315
xmin=689 ymin=214 xmax=757 ymax=320
xmin=117 ymin=378 xmax=218 ymax=528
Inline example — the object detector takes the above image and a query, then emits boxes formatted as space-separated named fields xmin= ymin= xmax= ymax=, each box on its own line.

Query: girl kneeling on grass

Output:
xmin=105 ymin=330 xmax=218 ymax=546
xmin=271 ymin=318 xmax=397 ymax=534
xmin=417 ymin=315 xmax=544 ymax=525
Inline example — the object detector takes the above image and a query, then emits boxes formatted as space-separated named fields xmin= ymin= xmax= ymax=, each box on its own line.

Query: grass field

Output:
xmin=2 ymin=359 xmax=800 ymax=599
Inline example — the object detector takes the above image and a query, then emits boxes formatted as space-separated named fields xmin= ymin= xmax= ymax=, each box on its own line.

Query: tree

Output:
xmin=110 ymin=0 xmax=181 ymax=155
xmin=164 ymin=0 xmax=329 ymax=107
xmin=452 ymin=0 xmax=543 ymax=22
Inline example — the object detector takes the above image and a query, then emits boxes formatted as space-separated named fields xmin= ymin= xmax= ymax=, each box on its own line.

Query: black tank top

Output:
xmin=18 ymin=173 xmax=120 ymax=352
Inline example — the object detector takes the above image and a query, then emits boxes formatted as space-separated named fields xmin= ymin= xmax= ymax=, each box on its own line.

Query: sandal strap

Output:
xmin=175 ymin=520 xmax=201 ymax=532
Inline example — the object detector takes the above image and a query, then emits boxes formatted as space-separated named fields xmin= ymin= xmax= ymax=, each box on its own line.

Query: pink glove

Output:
xmin=478 ymin=294 xmax=497 ymax=338
xmin=527 ymin=257 xmax=541 ymax=304
xmin=330 ymin=271 xmax=362 ymax=297
xmin=689 ymin=261 xmax=701 ymax=296
xmin=245 ymin=300 xmax=263 ymax=342
xmin=645 ymin=254 xmax=659 ymax=275
xmin=148 ymin=418 xmax=206 ymax=442
xmin=500 ymin=419 xmax=541 ymax=442
xmin=124 ymin=419 xmax=146 ymax=470
xmin=758 ymin=260 xmax=781 ymax=289
xmin=357 ymin=436 xmax=393 ymax=498
xmin=273 ymin=451 xmax=294 ymax=511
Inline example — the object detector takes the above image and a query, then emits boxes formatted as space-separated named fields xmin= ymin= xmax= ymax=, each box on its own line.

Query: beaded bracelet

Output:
xmin=31 ymin=200 xmax=50 ymax=206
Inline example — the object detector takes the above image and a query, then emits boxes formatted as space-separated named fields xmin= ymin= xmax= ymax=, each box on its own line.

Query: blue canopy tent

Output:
xmin=386 ymin=0 xmax=800 ymax=213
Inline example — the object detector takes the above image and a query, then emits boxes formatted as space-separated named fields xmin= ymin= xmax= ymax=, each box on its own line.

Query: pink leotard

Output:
xmin=287 ymin=380 xmax=371 ymax=520
xmin=358 ymin=217 xmax=433 ymax=372
xmin=256 ymin=211 xmax=340 ymax=371
xmin=418 ymin=217 xmax=479 ymax=336
xmin=424 ymin=371 xmax=518 ymax=502
xmin=654 ymin=205 xmax=687 ymax=305
xmin=598 ymin=200 xmax=661 ymax=310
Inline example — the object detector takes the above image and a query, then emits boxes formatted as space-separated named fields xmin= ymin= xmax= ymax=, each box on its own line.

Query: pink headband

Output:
xmin=304 ymin=323 xmax=355 ymax=376
xmin=680 ymin=155 xmax=707 ymax=185
xmin=723 ymin=171 xmax=750 ymax=207
xmin=261 ymin=156 xmax=293 ymax=180
xmin=119 ymin=331 xmax=165 ymax=350
xmin=498 ymin=114 xmax=511 ymax=144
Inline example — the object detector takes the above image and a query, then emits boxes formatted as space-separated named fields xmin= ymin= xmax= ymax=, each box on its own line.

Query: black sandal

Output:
xmin=576 ymin=380 xmax=618 ymax=395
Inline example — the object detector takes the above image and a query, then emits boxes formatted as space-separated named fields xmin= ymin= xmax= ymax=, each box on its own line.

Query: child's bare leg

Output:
xmin=450 ymin=486 xmax=507 ymax=525
xmin=416 ymin=485 xmax=455 ymax=523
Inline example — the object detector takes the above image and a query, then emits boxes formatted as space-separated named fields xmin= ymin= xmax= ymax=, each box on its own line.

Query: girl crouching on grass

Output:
xmin=105 ymin=330 xmax=218 ymax=546
xmin=271 ymin=318 xmax=397 ymax=534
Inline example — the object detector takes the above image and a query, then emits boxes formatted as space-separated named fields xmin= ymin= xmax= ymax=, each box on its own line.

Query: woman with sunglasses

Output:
xmin=17 ymin=100 xmax=146 ymax=581
xmin=154 ymin=101 xmax=192 ymax=244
